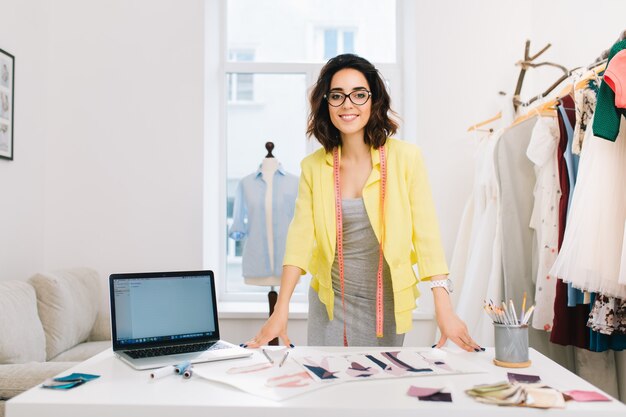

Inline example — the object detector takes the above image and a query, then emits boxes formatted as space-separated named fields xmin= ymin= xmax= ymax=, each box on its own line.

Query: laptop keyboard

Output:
xmin=125 ymin=341 xmax=230 ymax=359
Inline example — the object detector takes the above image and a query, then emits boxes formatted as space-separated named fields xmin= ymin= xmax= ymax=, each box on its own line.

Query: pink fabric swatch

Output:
xmin=564 ymin=390 xmax=611 ymax=402
xmin=407 ymin=386 xmax=443 ymax=398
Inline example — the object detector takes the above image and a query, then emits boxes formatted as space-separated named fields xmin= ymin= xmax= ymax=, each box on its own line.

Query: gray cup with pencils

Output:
xmin=493 ymin=324 xmax=529 ymax=367
xmin=484 ymin=293 xmax=534 ymax=368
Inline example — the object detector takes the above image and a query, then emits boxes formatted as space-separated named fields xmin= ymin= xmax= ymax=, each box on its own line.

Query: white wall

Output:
xmin=528 ymin=0 xmax=626 ymax=90
xmin=42 ymin=0 xmax=205 ymax=303
xmin=0 ymin=0 xmax=49 ymax=282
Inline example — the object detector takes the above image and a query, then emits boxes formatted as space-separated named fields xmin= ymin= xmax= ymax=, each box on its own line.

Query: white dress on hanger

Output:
xmin=448 ymin=197 xmax=473 ymax=310
xmin=453 ymin=129 xmax=504 ymax=346
xmin=526 ymin=117 xmax=561 ymax=331
xmin=549 ymin=118 xmax=626 ymax=299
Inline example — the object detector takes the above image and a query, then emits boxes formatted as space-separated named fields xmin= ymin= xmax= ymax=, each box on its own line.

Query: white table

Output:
xmin=7 ymin=347 xmax=626 ymax=417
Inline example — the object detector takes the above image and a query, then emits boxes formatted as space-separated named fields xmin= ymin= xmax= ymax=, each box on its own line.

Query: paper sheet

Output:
xmin=194 ymin=348 xmax=486 ymax=401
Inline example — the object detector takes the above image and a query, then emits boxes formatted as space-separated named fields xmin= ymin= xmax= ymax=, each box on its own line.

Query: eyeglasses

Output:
xmin=324 ymin=90 xmax=372 ymax=107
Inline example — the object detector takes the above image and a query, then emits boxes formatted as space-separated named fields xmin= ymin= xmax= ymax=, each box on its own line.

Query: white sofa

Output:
xmin=0 ymin=268 xmax=111 ymax=417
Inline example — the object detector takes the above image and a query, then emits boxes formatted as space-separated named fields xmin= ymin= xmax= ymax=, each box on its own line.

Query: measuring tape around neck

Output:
xmin=333 ymin=145 xmax=387 ymax=347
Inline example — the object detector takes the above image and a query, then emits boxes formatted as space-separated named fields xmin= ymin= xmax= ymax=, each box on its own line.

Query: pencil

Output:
xmin=502 ymin=301 xmax=512 ymax=325
xmin=522 ymin=305 xmax=535 ymax=325
xmin=279 ymin=350 xmax=289 ymax=367
xmin=484 ymin=305 xmax=497 ymax=323
xmin=498 ymin=309 xmax=507 ymax=325
xmin=521 ymin=292 xmax=527 ymax=320
xmin=509 ymin=299 xmax=519 ymax=324
xmin=261 ymin=348 xmax=274 ymax=364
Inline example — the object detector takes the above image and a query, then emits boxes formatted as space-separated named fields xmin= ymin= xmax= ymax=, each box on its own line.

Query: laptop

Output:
xmin=109 ymin=270 xmax=252 ymax=370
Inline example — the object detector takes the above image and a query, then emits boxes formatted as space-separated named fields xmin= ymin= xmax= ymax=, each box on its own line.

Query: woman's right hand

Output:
xmin=244 ymin=308 xmax=292 ymax=348
xmin=244 ymin=265 xmax=302 ymax=348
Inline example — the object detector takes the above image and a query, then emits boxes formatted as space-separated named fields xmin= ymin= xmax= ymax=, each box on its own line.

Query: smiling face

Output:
xmin=327 ymin=68 xmax=372 ymax=142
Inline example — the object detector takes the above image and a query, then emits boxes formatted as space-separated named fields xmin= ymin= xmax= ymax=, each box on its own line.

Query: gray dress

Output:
xmin=307 ymin=198 xmax=405 ymax=347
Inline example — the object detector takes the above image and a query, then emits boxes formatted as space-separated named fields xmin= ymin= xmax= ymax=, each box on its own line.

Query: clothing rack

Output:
xmin=512 ymin=40 xmax=569 ymax=110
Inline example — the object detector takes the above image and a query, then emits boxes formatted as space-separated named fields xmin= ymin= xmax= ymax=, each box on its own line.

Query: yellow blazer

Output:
xmin=283 ymin=138 xmax=449 ymax=333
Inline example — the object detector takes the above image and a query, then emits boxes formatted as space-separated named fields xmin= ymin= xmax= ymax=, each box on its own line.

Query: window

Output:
xmin=228 ymin=49 xmax=255 ymax=102
xmin=322 ymin=28 xmax=356 ymax=60
xmin=205 ymin=0 xmax=401 ymax=303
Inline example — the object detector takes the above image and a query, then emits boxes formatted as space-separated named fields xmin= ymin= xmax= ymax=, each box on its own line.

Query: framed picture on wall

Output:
xmin=0 ymin=47 xmax=14 ymax=161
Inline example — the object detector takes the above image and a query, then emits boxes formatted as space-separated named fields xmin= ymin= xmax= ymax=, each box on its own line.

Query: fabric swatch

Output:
xmin=420 ymin=392 xmax=453 ymax=402
xmin=407 ymin=386 xmax=442 ymax=398
xmin=564 ymin=390 xmax=611 ymax=402
xmin=42 ymin=373 xmax=100 ymax=390
xmin=507 ymin=372 xmax=541 ymax=383
xmin=407 ymin=385 xmax=452 ymax=402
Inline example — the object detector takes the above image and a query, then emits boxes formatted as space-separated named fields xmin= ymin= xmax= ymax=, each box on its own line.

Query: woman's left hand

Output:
xmin=432 ymin=288 xmax=482 ymax=352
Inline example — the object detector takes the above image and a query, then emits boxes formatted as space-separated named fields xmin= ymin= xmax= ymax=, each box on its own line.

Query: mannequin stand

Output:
xmin=268 ymin=288 xmax=278 ymax=345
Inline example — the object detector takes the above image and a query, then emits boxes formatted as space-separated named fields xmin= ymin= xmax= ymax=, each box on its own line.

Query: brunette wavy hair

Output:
xmin=306 ymin=54 xmax=399 ymax=152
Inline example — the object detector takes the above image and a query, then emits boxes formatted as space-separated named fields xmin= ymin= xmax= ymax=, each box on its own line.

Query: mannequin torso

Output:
xmin=245 ymin=157 xmax=281 ymax=286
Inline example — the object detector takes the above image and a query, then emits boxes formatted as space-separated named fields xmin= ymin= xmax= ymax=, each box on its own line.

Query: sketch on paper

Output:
xmin=194 ymin=348 xmax=485 ymax=402
xmin=294 ymin=350 xmax=456 ymax=382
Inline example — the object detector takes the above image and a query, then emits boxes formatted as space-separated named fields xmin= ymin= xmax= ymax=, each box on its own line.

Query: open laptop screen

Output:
xmin=110 ymin=271 xmax=219 ymax=350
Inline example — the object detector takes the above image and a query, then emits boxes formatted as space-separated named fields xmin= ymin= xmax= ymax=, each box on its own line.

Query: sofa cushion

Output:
xmin=0 ymin=281 xmax=46 ymax=364
xmin=0 ymin=362 xmax=76 ymax=400
xmin=29 ymin=268 xmax=100 ymax=360
xmin=88 ymin=310 xmax=111 ymax=342
xmin=50 ymin=341 xmax=110 ymax=362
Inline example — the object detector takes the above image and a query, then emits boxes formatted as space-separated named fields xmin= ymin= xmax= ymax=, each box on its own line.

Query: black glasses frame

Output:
xmin=324 ymin=90 xmax=372 ymax=107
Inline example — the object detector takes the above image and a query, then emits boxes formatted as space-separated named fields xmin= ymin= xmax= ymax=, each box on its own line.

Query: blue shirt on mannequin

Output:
xmin=229 ymin=163 xmax=298 ymax=283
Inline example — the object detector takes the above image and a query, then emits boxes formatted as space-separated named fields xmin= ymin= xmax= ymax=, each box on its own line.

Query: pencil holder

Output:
xmin=493 ymin=324 xmax=531 ymax=368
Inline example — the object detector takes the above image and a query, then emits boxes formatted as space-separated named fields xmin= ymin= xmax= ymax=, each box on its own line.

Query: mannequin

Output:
xmin=261 ymin=142 xmax=279 ymax=345
xmin=254 ymin=142 xmax=281 ymax=286
xmin=228 ymin=141 xmax=299 ymax=344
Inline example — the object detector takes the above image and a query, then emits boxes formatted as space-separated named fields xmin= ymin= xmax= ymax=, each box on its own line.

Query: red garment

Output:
xmin=604 ymin=49 xmax=626 ymax=108
xmin=549 ymin=94 xmax=590 ymax=348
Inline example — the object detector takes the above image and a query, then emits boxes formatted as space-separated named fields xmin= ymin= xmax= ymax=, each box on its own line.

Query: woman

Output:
xmin=245 ymin=54 xmax=479 ymax=351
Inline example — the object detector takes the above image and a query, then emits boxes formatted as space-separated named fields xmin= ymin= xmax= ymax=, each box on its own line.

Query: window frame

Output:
xmin=205 ymin=0 xmax=407 ymax=304
xmin=320 ymin=27 xmax=357 ymax=60
xmin=227 ymin=48 xmax=256 ymax=103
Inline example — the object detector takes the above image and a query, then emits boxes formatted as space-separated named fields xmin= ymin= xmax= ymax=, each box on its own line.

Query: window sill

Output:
xmin=217 ymin=301 xmax=434 ymax=321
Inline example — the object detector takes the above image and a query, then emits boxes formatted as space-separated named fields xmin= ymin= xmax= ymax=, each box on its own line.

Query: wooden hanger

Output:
xmin=467 ymin=111 xmax=502 ymax=132
xmin=574 ymin=61 xmax=607 ymax=90
xmin=509 ymin=57 xmax=605 ymax=129
xmin=510 ymin=99 xmax=557 ymax=128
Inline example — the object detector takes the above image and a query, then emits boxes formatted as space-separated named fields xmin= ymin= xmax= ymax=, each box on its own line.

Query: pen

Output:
xmin=150 ymin=365 xmax=176 ymax=380
xmin=279 ymin=350 xmax=290 ymax=367
xmin=261 ymin=348 xmax=274 ymax=364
